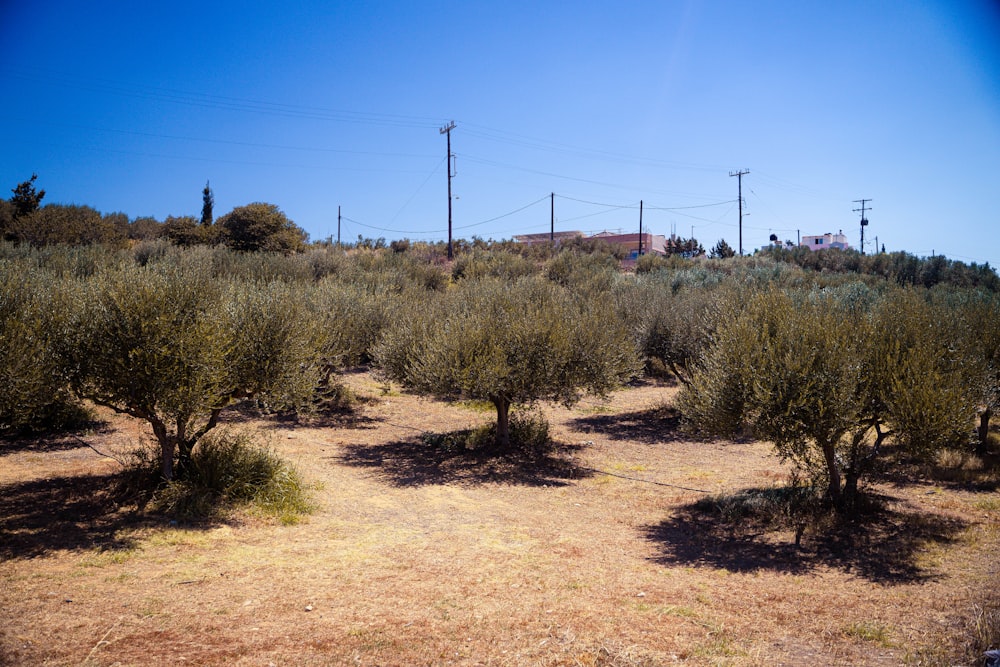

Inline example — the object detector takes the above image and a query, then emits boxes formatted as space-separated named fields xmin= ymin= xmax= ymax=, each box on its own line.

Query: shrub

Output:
xmin=217 ymin=202 xmax=307 ymax=253
xmin=0 ymin=261 xmax=90 ymax=432
xmin=122 ymin=429 xmax=312 ymax=521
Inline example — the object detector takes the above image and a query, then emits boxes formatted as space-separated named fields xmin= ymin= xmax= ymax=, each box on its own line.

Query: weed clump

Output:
xmin=120 ymin=428 xmax=312 ymax=522
xmin=422 ymin=409 xmax=552 ymax=457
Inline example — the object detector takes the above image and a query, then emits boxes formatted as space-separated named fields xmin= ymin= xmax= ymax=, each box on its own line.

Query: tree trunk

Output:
xmin=493 ymin=396 xmax=511 ymax=451
xmin=978 ymin=408 xmax=992 ymax=457
xmin=842 ymin=472 xmax=859 ymax=515
xmin=149 ymin=417 xmax=175 ymax=481
xmin=175 ymin=418 xmax=195 ymax=480
xmin=821 ymin=440 xmax=842 ymax=509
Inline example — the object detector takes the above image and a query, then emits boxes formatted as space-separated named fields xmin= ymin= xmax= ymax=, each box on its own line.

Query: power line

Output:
xmin=342 ymin=195 xmax=553 ymax=236
xmin=555 ymin=194 xmax=637 ymax=208
xmin=388 ymin=156 xmax=447 ymax=225
xmin=643 ymin=200 xmax=737 ymax=211
xmin=455 ymin=195 xmax=549 ymax=230
xmin=0 ymin=115 xmax=440 ymax=159
xmin=1 ymin=67 xmax=446 ymax=129
xmin=460 ymin=122 xmax=728 ymax=173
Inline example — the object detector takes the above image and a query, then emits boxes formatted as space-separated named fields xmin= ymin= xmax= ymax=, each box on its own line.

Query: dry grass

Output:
xmin=1 ymin=371 xmax=998 ymax=666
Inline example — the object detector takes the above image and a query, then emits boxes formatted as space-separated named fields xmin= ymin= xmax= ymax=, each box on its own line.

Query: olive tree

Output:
xmin=0 ymin=261 xmax=82 ymax=431
xmin=933 ymin=290 xmax=1000 ymax=456
xmin=678 ymin=285 xmax=976 ymax=512
xmin=375 ymin=276 xmax=640 ymax=450
xmin=69 ymin=263 xmax=324 ymax=480
xmin=218 ymin=202 xmax=307 ymax=253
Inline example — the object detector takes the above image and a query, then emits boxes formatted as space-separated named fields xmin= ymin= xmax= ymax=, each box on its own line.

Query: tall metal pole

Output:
xmin=730 ymin=169 xmax=749 ymax=255
xmin=440 ymin=121 xmax=456 ymax=259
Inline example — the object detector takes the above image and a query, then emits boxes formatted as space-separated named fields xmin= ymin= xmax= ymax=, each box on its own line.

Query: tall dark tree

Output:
xmin=201 ymin=180 xmax=214 ymax=226
xmin=10 ymin=174 xmax=45 ymax=218
xmin=709 ymin=238 xmax=736 ymax=259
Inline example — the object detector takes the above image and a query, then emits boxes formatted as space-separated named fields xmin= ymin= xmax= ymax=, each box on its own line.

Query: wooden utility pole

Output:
xmin=337 ymin=205 xmax=341 ymax=246
xmin=730 ymin=169 xmax=749 ymax=255
xmin=853 ymin=199 xmax=871 ymax=255
xmin=440 ymin=121 xmax=456 ymax=259
xmin=550 ymin=192 xmax=554 ymax=243
xmin=638 ymin=199 xmax=644 ymax=256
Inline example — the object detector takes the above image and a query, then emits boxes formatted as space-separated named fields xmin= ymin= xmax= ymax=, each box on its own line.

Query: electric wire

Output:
xmin=1 ymin=67 xmax=447 ymax=129
xmin=0 ymin=114 xmax=440 ymax=159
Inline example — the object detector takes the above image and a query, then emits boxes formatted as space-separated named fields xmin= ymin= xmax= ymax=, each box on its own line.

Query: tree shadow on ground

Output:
xmin=0 ymin=421 xmax=113 ymax=455
xmin=642 ymin=490 xmax=968 ymax=585
xmin=0 ymin=473 xmax=163 ymax=560
xmin=877 ymin=444 xmax=1000 ymax=494
xmin=570 ymin=405 xmax=687 ymax=445
xmin=225 ymin=392 xmax=383 ymax=431
xmin=337 ymin=434 xmax=593 ymax=488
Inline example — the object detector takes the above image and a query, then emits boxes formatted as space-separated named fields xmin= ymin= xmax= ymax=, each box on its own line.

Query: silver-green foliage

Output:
xmin=0 ymin=260 xmax=86 ymax=430
xmin=678 ymin=285 xmax=977 ymax=510
xmin=70 ymin=260 xmax=324 ymax=479
xmin=376 ymin=276 xmax=640 ymax=449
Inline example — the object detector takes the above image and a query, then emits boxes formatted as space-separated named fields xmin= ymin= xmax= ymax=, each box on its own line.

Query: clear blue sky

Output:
xmin=2 ymin=1 xmax=999 ymax=264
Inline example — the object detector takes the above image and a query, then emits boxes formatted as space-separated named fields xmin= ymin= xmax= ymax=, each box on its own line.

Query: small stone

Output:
xmin=305 ymin=604 xmax=313 ymax=612
xmin=636 ymin=592 xmax=646 ymax=597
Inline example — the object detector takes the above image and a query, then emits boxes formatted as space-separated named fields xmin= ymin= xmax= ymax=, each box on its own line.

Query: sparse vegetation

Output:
xmin=1 ymin=229 xmax=998 ymax=665
xmin=121 ymin=428 xmax=312 ymax=521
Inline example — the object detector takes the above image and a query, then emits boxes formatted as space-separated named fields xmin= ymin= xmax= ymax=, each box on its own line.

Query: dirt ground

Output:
xmin=1 ymin=371 xmax=997 ymax=666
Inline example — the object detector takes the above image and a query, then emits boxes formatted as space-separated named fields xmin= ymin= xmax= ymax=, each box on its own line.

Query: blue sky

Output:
xmin=2 ymin=1 xmax=998 ymax=264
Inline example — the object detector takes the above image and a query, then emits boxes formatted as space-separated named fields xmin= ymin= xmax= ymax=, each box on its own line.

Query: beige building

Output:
xmin=801 ymin=231 xmax=850 ymax=251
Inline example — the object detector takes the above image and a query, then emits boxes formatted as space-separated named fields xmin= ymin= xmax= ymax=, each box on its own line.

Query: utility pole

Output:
xmin=550 ymin=192 xmax=555 ymax=243
xmin=337 ymin=205 xmax=341 ymax=246
xmin=730 ymin=169 xmax=749 ymax=255
xmin=853 ymin=199 xmax=871 ymax=254
xmin=638 ymin=199 xmax=644 ymax=256
xmin=440 ymin=121 xmax=456 ymax=259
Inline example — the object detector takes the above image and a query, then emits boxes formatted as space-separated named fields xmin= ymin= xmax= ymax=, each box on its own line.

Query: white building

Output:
xmin=801 ymin=231 xmax=850 ymax=252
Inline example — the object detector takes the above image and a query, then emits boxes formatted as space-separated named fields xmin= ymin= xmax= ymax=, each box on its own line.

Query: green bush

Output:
xmin=0 ymin=261 xmax=91 ymax=432
xmin=123 ymin=429 xmax=312 ymax=521
xmin=422 ymin=409 xmax=552 ymax=456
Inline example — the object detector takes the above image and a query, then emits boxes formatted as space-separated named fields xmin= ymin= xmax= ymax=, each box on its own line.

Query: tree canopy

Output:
xmin=375 ymin=276 xmax=640 ymax=449
xmin=677 ymin=285 xmax=977 ymax=511
xmin=10 ymin=174 xmax=45 ymax=218
xmin=67 ymin=261 xmax=324 ymax=479
xmin=218 ymin=202 xmax=307 ymax=253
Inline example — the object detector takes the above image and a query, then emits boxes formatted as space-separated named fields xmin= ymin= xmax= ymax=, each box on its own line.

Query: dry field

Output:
xmin=1 ymin=371 xmax=998 ymax=666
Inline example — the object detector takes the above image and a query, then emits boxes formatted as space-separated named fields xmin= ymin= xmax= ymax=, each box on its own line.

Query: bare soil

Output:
xmin=1 ymin=371 xmax=997 ymax=666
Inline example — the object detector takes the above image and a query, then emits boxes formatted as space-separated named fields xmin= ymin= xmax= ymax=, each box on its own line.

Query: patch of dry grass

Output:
xmin=1 ymin=372 xmax=997 ymax=666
